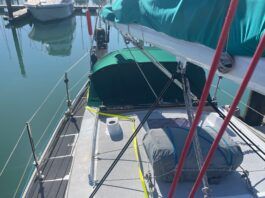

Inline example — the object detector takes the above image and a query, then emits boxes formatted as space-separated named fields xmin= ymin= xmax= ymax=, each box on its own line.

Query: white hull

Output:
xmin=25 ymin=2 xmax=73 ymax=21
xmin=111 ymin=23 xmax=265 ymax=96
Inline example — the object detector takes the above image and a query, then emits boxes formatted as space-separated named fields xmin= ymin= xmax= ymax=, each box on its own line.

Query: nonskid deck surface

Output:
xmin=25 ymin=96 xmax=87 ymax=198
xmin=76 ymin=108 xmax=265 ymax=198
xmin=94 ymin=117 xmax=147 ymax=198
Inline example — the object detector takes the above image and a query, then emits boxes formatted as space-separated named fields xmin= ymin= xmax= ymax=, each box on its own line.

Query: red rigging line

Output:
xmin=167 ymin=0 xmax=239 ymax=197
xmin=86 ymin=10 xmax=93 ymax=36
xmin=189 ymin=35 xmax=265 ymax=198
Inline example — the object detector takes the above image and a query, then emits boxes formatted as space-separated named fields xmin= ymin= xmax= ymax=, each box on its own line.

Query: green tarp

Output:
xmin=87 ymin=47 xmax=208 ymax=107
xmin=102 ymin=0 xmax=265 ymax=57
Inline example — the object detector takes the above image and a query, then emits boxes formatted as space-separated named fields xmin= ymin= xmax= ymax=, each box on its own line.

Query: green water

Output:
xmin=0 ymin=11 xmax=250 ymax=198
xmin=0 ymin=13 xmax=126 ymax=197
xmin=0 ymin=15 xmax=90 ymax=197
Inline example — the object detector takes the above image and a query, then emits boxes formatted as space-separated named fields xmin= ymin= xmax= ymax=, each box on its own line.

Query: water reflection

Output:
xmin=28 ymin=16 xmax=76 ymax=56
xmin=11 ymin=26 xmax=26 ymax=77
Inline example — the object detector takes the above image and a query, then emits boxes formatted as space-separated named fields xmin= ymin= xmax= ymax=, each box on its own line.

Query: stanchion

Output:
xmin=26 ymin=122 xmax=43 ymax=180
xmin=64 ymin=72 xmax=73 ymax=117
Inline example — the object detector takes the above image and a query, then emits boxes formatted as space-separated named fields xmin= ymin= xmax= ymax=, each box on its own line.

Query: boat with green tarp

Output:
xmin=88 ymin=47 xmax=207 ymax=107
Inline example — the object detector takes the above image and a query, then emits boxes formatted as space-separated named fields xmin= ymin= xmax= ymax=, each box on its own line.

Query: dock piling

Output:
xmin=5 ymin=0 xmax=13 ymax=20
xmin=26 ymin=122 xmax=44 ymax=180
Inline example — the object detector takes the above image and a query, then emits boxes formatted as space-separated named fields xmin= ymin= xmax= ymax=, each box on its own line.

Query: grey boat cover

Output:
xmin=143 ymin=126 xmax=243 ymax=183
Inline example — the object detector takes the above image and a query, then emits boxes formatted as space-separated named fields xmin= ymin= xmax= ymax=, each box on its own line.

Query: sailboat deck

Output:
xmin=94 ymin=118 xmax=145 ymax=197
xmin=68 ymin=108 xmax=265 ymax=197
xmin=24 ymin=96 xmax=87 ymax=198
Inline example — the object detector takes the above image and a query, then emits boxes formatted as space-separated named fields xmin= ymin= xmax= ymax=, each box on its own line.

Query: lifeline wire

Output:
xmin=28 ymin=52 xmax=89 ymax=122
xmin=212 ymin=84 xmax=265 ymax=118
xmin=0 ymin=126 xmax=26 ymax=176
xmin=0 ymin=52 xmax=89 ymax=178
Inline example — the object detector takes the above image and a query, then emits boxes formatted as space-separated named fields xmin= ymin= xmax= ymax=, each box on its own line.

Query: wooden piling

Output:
xmin=5 ymin=0 xmax=13 ymax=20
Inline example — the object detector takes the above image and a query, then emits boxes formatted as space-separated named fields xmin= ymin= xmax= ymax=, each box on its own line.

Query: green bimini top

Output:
xmin=87 ymin=47 xmax=209 ymax=107
xmin=102 ymin=0 xmax=265 ymax=57
xmin=91 ymin=47 xmax=176 ymax=73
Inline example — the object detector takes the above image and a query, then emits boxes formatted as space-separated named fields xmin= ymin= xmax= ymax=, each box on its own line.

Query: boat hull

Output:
xmin=25 ymin=3 xmax=73 ymax=22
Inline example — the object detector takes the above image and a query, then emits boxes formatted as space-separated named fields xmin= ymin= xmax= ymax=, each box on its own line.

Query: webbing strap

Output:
xmin=86 ymin=106 xmax=134 ymax=121
xmin=131 ymin=121 xmax=149 ymax=198
xmin=86 ymin=106 xmax=149 ymax=198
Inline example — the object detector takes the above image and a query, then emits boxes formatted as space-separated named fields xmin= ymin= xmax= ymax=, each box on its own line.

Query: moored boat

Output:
xmin=24 ymin=0 xmax=73 ymax=22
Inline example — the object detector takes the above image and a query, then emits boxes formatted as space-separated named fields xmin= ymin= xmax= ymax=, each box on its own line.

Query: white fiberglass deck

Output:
xmin=67 ymin=107 xmax=265 ymax=198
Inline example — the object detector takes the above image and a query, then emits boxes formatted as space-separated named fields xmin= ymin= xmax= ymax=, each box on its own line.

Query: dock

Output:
xmin=0 ymin=4 xmax=100 ymax=10
xmin=2 ymin=7 xmax=28 ymax=20
xmin=0 ymin=3 xmax=100 ymax=21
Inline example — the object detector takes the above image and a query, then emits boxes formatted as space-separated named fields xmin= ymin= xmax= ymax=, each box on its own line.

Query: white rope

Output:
xmin=0 ymin=126 xmax=27 ymax=177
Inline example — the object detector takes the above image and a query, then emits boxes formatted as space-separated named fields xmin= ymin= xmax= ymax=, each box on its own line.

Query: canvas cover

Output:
xmin=102 ymin=0 xmax=265 ymax=57
xmin=87 ymin=47 xmax=208 ymax=107
xmin=142 ymin=126 xmax=243 ymax=183
xmin=88 ymin=47 xmax=206 ymax=107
